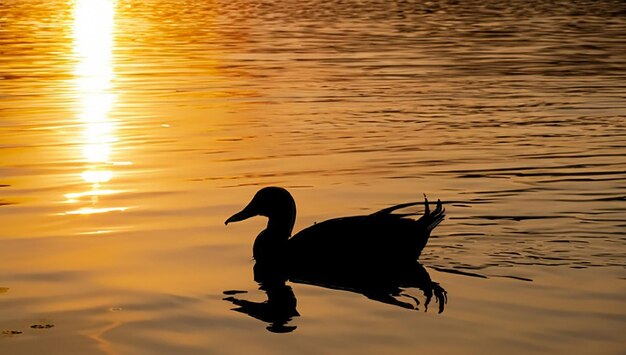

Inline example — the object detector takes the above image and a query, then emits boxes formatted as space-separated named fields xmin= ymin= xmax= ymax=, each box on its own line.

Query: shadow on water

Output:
xmin=224 ymin=259 xmax=447 ymax=333
xmin=223 ymin=186 xmax=447 ymax=333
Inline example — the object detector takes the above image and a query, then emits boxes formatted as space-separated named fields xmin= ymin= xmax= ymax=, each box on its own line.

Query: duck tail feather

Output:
xmin=425 ymin=199 xmax=445 ymax=232
xmin=371 ymin=195 xmax=444 ymax=223
xmin=371 ymin=200 xmax=423 ymax=216
xmin=416 ymin=198 xmax=445 ymax=232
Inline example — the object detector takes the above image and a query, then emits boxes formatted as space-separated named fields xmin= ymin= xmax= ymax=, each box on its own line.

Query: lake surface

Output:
xmin=1 ymin=0 xmax=625 ymax=353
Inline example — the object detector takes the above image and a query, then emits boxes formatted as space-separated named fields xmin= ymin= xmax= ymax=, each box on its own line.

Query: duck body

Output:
xmin=226 ymin=187 xmax=445 ymax=267
xmin=288 ymin=214 xmax=427 ymax=265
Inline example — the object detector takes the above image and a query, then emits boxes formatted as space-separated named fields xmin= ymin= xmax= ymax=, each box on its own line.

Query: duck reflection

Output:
xmin=224 ymin=258 xmax=446 ymax=333
xmin=224 ymin=262 xmax=299 ymax=333
xmin=224 ymin=187 xmax=447 ymax=333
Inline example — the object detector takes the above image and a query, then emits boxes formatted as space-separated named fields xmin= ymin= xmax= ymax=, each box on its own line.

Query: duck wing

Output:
xmin=288 ymin=198 xmax=444 ymax=264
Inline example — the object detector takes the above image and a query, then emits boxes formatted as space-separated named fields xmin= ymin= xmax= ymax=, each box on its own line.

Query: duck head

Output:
xmin=225 ymin=187 xmax=297 ymax=235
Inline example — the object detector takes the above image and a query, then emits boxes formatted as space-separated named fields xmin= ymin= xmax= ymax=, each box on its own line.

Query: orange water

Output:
xmin=1 ymin=0 xmax=625 ymax=353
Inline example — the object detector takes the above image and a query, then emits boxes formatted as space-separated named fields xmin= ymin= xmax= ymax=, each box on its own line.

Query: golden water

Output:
xmin=1 ymin=0 xmax=625 ymax=353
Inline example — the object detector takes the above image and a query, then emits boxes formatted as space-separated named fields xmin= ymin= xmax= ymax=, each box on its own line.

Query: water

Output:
xmin=1 ymin=0 xmax=625 ymax=353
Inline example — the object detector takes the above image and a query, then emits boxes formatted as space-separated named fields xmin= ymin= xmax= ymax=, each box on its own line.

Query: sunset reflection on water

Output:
xmin=65 ymin=0 xmax=126 ymax=215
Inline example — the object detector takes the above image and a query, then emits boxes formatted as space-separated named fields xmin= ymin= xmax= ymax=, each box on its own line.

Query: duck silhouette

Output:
xmin=224 ymin=187 xmax=447 ymax=332
xmin=225 ymin=186 xmax=445 ymax=266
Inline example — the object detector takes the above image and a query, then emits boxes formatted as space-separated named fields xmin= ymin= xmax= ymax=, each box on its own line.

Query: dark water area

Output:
xmin=1 ymin=0 xmax=625 ymax=353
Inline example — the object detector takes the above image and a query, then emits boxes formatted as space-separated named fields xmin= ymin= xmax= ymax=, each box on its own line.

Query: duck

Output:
xmin=225 ymin=187 xmax=445 ymax=267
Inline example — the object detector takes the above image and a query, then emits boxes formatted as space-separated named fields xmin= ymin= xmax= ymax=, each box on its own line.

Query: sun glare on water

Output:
xmin=65 ymin=0 xmax=127 ymax=215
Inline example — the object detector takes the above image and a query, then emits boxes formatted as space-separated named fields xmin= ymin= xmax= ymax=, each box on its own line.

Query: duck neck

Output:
xmin=252 ymin=192 xmax=297 ymax=261
xmin=253 ymin=213 xmax=295 ymax=261
xmin=266 ymin=198 xmax=296 ymax=237
xmin=266 ymin=214 xmax=295 ymax=237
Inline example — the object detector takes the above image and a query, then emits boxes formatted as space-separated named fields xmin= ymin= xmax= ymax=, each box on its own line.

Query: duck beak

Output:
xmin=225 ymin=205 xmax=257 ymax=225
